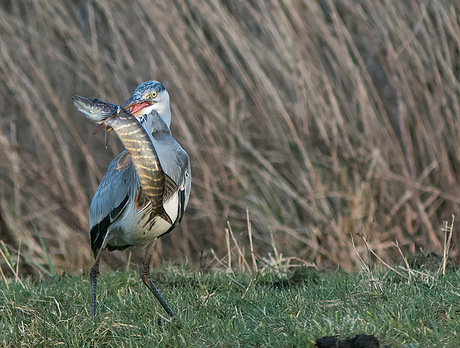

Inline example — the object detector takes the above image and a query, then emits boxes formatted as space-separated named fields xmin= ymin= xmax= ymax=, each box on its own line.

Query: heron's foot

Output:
xmin=157 ymin=313 xmax=182 ymax=329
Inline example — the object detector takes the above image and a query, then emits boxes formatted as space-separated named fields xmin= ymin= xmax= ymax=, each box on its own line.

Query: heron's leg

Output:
xmin=140 ymin=239 xmax=174 ymax=317
xmin=90 ymin=234 xmax=110 ymax=318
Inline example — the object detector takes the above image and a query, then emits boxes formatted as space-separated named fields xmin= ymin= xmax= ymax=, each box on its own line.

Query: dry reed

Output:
xmin=0 ymin=0 xmax=459 ymax=275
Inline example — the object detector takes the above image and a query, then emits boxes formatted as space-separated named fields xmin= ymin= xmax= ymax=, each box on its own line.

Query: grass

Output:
xmin=1 ymin=266 xmax=460 ymax=347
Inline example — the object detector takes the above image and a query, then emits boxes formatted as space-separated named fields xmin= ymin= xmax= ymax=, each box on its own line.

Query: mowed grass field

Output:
xmin=1 ymin=265 xmax=460 ymax=347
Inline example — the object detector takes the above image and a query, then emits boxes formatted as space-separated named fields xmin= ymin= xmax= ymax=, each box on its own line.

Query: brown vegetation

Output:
xmin=0 ymin=0 xmax=459 ymax=275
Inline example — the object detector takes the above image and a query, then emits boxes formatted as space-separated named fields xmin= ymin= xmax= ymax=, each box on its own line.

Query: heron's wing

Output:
xmin=150 ymin=117 xmax=191 ymax=229
xmin=89 ymin=150 xmax=139 ymax=256
xmin=161 ymin=142 xmax=191 ymax=228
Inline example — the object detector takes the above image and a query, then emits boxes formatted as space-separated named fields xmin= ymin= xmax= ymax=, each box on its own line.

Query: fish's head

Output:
xmin=72 ymin=95 xmax=118 ymax=123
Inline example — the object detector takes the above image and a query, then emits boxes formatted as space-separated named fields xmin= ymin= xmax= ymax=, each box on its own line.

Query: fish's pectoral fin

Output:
xmin=135 ymin=186 xmax=149 ymax=209
xmin=116 ymin=151 xmax=132 ymax=171
xmin=104 ymin=129 xmax=110 ymax=148
xmin=92 ymin=122 xmax=110 ymax=135
xmin=91 ymin=123 xmax=114 ymax=147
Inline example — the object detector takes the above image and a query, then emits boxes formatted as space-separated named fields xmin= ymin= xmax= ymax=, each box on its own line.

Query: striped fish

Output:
xmin=72 ymin=95 xmax=172 ymax=225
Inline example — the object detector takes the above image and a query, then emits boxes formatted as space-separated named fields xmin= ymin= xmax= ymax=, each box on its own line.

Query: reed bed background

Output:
xmin=0 ymin=0 xmax=459 ymax=275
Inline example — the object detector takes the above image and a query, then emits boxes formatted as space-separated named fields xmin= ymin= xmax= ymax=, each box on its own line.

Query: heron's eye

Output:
xmin=143 ymin=91 xmax=157 ymax=99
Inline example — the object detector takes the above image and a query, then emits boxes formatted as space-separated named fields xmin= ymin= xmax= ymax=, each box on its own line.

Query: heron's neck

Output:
xmin=139 ymin=104 xmax=171 ymax=130
xmin=137 ymin=104 xmax=170 ymax=130
xmin=154 ymin=101 xmax=171 ymax=129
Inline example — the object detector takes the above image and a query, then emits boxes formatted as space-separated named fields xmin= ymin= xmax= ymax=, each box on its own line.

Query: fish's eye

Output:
xmin=150 ymin=91 xmax=157 ymax=98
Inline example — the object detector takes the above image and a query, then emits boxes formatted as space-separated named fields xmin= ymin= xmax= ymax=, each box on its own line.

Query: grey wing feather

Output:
xmin=162 ymin=143 xmax=191 ymax=224
xmin=152 ymin=130 xmax=190 ymax=195
xmin=157 ymin=140 xmax=191 ymax=233
xmin=149 ymin=114 xmax=191 ymax=227
xmin=149 ymin=114 xmax=190 ymax=189
xmin=89 ymin=151 xmax=139 ymax=254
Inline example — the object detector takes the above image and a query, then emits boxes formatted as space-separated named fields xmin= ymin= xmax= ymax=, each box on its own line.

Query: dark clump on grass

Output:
xmin=2 ymin=267 xmax=460 ymax=346
xmin=315 ymin=334 xmax=384 ymax=348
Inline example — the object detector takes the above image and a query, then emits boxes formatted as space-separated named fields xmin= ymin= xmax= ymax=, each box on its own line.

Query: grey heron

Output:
xmin=73 ymin=81 xmax=191 ymax=318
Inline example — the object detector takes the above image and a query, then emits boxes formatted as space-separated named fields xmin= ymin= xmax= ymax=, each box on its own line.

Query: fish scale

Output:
xmin=110 ymin=110 xmax=164 ymax=203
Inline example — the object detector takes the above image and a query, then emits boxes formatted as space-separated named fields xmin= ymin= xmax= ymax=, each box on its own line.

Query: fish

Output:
xmin=72 ymin=95 xmax=172 ymax=224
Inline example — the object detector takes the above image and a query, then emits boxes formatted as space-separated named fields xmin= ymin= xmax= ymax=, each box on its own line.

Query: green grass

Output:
xmin=1 ymin=266 xmax=459 ymax=347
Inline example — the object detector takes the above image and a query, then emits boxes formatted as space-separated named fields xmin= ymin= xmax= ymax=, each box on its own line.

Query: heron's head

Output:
xmin=121 ymin=81 xmax=171 ymax=128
